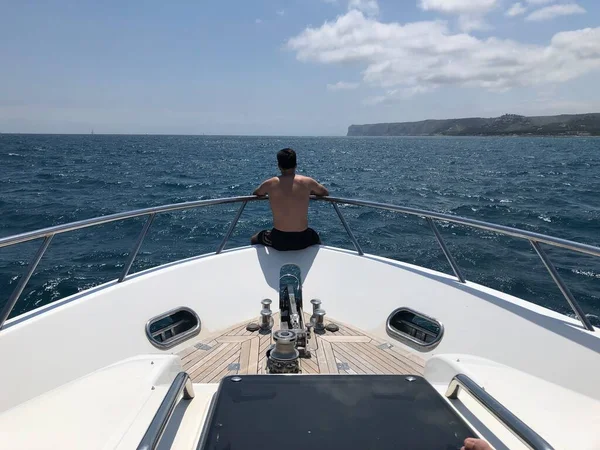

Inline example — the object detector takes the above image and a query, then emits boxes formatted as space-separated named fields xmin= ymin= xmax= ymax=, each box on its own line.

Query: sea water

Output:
xmin=1 ymin=134 xmax=599 ymax=320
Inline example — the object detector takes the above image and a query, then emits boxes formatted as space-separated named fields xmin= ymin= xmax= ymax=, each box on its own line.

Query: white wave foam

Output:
xmin=572 ymin=269 xmax=600 ymax=279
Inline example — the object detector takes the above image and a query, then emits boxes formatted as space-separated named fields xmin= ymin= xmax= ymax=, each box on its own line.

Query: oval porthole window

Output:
xmin=146 ymin=307 xmax=201 ymax=349
xmin=386 ymin=308 xmax=443 ymax=351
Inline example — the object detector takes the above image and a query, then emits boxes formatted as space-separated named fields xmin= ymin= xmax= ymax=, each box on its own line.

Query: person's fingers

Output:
xmin=464 ymin=438 xmax=493 ymax=450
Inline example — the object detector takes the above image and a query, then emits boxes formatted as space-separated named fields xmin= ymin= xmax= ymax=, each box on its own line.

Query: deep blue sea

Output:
xmin=1 ymin=134 xmax=599 ymax=321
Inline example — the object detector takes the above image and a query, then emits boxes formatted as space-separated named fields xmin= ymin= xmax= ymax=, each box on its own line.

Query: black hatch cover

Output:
xmin=198 ymin=375 xmax=476 ymax=450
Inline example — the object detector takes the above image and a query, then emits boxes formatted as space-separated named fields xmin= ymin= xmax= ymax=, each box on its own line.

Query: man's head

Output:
xmin=277 ymin=148 xmax=297 ymax=172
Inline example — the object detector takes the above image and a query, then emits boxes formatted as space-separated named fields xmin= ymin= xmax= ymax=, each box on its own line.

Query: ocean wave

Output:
xmin=572 ymin=269 xmax=600 ymax=279
xmin=2 ymin=134 xmax=599 ymax=319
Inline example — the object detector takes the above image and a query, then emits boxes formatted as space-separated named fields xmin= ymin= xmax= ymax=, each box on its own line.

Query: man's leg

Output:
xmin=251 ymin=230 xmax=272 ymax=246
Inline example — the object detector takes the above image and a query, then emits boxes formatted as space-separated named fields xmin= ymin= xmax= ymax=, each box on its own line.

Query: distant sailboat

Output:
xmin=91 ymin=129 xmax=94 ymax=135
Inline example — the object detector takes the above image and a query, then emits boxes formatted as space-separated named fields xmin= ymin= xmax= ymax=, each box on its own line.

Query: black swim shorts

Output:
xmin=255 ymin=228 xmax=321 ymax=251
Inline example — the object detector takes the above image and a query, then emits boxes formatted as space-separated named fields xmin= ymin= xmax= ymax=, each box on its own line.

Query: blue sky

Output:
xmin=1 ymin=0 xmax=599 ymax=135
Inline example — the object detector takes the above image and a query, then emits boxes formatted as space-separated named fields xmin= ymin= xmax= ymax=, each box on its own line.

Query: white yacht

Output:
xmin=0 ymin=195 xmax=598 ymax=450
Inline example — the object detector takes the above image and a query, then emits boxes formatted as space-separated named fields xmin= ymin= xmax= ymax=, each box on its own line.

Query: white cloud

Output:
xmin=348 ymin=0 xmax=379 ymax=17
xmin=255 ymin=18 xmax=263 ymax=24
xmin=551 ymin=28 xmax=600 ymax=59
xmin=418 ymin=0 xmax=498 ymax=32
xmin=287 ymin=11 xmax=600 ymax=103
xmin=327 ymin=81 xmax=360 ymax=90
xmin=526 ymin=0 xmax=554 ymax=4
xmin=458 ymin=15 xmax=490 ymax=31
xmin=364 ymin=85 xmax=434 ymax=104
xmin=419 ymin=0 xmax=498 ymax=15
xmin=324 ymin=0 xmax=379 ymax=16
xmin=526 ymin=3 xmax=585 ymax=21
xmin=506 ymin=2 xmax=527 ymax=16
xmin=277 ymin=10 xmax=285 ymax=16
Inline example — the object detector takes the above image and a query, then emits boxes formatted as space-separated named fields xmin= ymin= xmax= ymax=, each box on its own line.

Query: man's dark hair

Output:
xmin=277 ymin=148 xmax=297 ymax=170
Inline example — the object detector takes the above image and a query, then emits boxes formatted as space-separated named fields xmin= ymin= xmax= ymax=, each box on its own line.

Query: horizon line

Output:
xmin=0 ymin=132 xmax=346 ymax=137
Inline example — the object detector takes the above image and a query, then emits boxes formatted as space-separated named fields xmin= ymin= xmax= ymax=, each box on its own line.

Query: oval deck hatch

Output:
xmin=386 ymin=307 xmax=443 ymax=351
xmin=146 ymin=307 xmax=201 ymax=349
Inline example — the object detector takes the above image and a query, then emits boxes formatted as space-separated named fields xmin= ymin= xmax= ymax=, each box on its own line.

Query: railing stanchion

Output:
xmin=119 ymin=214 xmax=155 ymax=283
xmin=0 ymin=235 xmax=54 ymax=329
xmin=216 ymin=201 xmax=247 ymax=254
xmin=427 ymin=217 xmax=465 ymax=283
xmin=332 ymin=202 xmax=364 ymax=255
xmin=530 ymin=240 xmax=594 ymax=331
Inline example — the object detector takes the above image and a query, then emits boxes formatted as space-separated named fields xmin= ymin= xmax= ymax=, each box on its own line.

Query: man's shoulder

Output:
xmin=294 ymin=174 xmax=316 ymax=183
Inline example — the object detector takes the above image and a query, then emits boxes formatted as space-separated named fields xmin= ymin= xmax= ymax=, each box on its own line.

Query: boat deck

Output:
xmin=178 ymin=313 xmax=425 ymax=383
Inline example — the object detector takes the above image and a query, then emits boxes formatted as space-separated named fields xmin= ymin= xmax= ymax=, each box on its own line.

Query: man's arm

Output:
xmin=253 ymin=178 xmax=272 ymax=196
xmin=309 ymin=178 xmax=329 ymax=196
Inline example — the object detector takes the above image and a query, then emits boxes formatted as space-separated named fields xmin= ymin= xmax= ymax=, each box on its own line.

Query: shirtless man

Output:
xmin=250 ymin=148 xmax=329 ymax=251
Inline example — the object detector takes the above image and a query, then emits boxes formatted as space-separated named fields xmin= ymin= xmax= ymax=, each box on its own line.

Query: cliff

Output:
xmin=347 ymin=113 xmax=600 ymax=136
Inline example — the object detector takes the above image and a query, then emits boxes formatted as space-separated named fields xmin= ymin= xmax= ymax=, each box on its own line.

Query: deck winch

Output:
xmin=266 ymin=330 xmax=300 ymax=373
xmin=266 ymin=279 xmax=308 ymax=373
xmin=263 ymin=265 xmax=332 ymax=373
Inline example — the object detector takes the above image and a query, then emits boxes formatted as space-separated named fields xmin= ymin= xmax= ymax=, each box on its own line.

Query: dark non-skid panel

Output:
xmin=198 ymin=375 xmax=476 ymax=450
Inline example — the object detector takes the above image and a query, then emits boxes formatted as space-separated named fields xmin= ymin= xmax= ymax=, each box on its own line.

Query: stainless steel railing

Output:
xmin=137 ymin=371 xmax=195 ymax=450
xmin=0 ymin=195 xmax=256 ymax=329
xmin=446 ymin=373 xmax=555 ymax=450
xmin=0 ymin=195 xmax=598 ymax=331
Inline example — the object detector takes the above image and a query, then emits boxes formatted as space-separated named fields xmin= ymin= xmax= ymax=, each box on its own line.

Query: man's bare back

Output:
xmin=251 ymin=148 xmax=328 ymax=251
xmin=253 ymin=173 xmax=328 ymax=232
